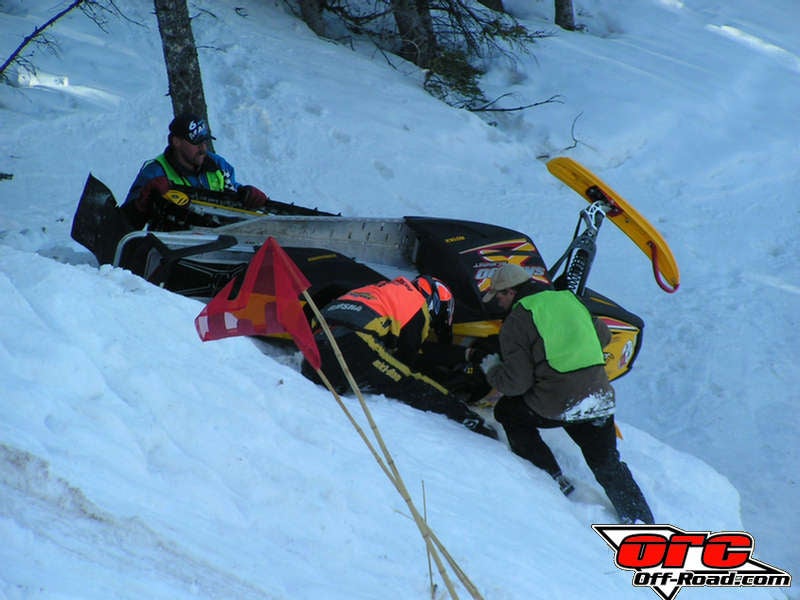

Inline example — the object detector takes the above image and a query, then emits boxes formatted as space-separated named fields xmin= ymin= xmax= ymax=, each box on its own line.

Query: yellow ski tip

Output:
xmin=546 ymin=157 xmax=680 ymax=293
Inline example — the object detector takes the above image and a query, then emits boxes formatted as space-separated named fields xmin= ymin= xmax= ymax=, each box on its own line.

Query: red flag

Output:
xmin=194 ymin=237 xmax=321 ymax=370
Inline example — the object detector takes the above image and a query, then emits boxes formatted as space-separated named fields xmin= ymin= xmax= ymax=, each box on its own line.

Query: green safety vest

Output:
xmin=154 ymin=154 xmax=225 ymax=191
xmin=516 ymin=290 xmax=605 ymax=373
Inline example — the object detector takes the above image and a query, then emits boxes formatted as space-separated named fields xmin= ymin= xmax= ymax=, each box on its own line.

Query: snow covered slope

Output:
xmin=1 ymin=0 xmax=796 ymax=597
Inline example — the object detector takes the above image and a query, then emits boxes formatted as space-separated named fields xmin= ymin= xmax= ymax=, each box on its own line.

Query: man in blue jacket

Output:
xmin=121 ymin=113 xmax=269 ymax=229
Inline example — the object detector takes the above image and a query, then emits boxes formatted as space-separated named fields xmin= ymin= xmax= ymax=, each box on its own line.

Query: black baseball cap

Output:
xmin=169 ymin=113 xmax=215 ymax=144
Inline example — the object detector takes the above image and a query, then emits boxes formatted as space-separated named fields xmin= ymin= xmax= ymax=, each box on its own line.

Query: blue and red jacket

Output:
xmin=121 ymin=147 xmax=240 ymax=227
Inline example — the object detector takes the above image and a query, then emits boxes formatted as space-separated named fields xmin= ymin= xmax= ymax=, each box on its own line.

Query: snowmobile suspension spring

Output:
xmin=565 ymin=249 xmax=589 ymax=294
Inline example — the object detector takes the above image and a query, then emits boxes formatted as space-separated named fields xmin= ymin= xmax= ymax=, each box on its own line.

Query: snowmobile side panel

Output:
xmin=581 ymin=287 xmax=644 ymax=379
xmin=282 ymin=247 xmax=388 ymax=310
xmin=404 ymin=216 xmax=551 ymax=323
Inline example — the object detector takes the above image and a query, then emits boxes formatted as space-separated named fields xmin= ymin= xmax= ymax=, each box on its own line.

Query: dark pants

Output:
xmin=494 ymin=395 xmax=654 ymax=524
xmin=301 ymin=328 xmax=494 ymax=437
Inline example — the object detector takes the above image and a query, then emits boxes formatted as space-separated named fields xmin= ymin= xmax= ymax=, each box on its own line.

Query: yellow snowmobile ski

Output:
xmin=547 ymin=157 xmax=680 ymax=293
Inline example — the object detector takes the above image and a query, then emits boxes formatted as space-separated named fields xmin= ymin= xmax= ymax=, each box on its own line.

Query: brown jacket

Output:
xmin=485 ymin=302 xmax=615 ymax=422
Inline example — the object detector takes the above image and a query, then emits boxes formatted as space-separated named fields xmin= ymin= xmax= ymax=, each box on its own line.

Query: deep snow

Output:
xmin=1 ymin=0 xmax=797 ymax=598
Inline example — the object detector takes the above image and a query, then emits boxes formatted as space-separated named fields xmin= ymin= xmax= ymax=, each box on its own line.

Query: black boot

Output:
xmin=594 ymin=460 xmax=654 ymax=525
xmin=553 ymin=471 xmax=575 ymax=496
xmin=461 ymin=414 xmax=498 ymax=439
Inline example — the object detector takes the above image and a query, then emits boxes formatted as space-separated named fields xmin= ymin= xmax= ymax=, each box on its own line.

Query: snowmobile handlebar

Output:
xmin=171 ymin=185 xmax=339 ymax=217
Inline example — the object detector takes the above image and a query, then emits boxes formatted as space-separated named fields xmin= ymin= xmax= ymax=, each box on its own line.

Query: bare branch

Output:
xmin=1 ymin=0 xmax=136 ymax=83
xmin=561 ymin=111 xmax=596 ymax=152
xmin=0 ymin=0 xmax=85 ymax=80
xmin=469 ymin=93 xmax=564 ymax=112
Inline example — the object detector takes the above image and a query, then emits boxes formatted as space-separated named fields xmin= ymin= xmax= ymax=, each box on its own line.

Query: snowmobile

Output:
xmin=70 ymin=156 xmax=679 ymax=384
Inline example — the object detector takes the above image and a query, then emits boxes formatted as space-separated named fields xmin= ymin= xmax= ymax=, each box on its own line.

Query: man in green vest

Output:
xmin=479 ymin=262 xmax=654 ymax=524
xmin=121 ymin=113 xmax=270 ymax=229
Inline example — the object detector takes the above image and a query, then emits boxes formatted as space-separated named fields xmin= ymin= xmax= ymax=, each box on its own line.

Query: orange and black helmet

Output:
xmin=413 ymin=275 xmax=455 ymax=326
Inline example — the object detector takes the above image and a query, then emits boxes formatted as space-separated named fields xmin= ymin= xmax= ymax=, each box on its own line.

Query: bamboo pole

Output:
xmin=302 ymin=290 xmax=483 ymax=600
xmin=423 ymin=481 xmax=437 ymax=599
xmin=313 ymin=367 xmax=457 ymax=598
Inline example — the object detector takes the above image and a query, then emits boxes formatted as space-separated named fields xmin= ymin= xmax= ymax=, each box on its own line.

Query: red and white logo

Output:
xmin=593 ymin=524 xmax=791 ymax=600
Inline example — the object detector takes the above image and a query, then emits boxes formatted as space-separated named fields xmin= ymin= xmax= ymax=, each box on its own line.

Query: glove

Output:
xmin=465 ymin=346 xmax=489 ymax=364
xmin=238 ymin=185 xmax=269 ymax=209
xmin=480 ymin=353 xmax=501 ymax=375
xmin=135 ymin=176 xmax=170 ymax=212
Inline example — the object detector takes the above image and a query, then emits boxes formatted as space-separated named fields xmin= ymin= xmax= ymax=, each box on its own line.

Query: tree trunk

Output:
xmin=391 ymin=0 xmax=438 ymax=69
xmin=554 ymin=0 xmax=576 ymax=31
xmin=153 ymin=0 xmax=213 ymax=150
xmin=298 ymin=0 xmax=326 ymax=37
